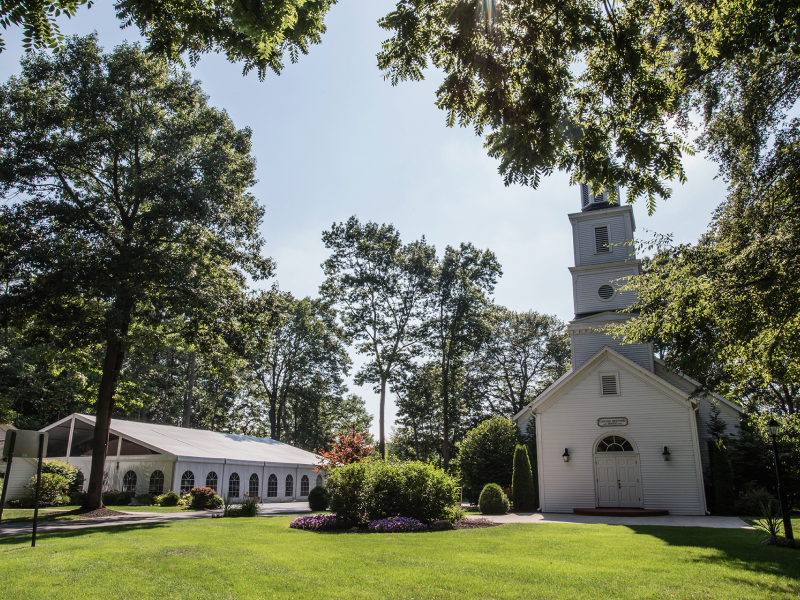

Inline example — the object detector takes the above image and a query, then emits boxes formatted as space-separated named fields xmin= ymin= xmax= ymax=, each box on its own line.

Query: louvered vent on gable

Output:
xmin=595 ymin=225 xmax=610 ymax=253
xmin=581 ymin=184 xmax=591 ymax=208
xmin=601 ymin=374 xmax=619 ymax=395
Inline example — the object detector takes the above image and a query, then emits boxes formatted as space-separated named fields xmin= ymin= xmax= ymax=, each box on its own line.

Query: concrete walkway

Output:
xmin=469 ymin=512 xmax=752 ymax=529
xmin=1 ymin=505 xmax=752 ymax=537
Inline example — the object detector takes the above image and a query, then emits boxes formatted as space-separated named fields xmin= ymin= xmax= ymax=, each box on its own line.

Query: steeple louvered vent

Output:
xmin=601 ymin=374 xmax=618 ymax=395
xmin=595 ymin=226 xmax=610 ymax=253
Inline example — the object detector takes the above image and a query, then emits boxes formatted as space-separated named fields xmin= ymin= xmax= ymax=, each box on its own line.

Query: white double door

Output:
xmin=594 ymin=455 xmax=642 ymax=508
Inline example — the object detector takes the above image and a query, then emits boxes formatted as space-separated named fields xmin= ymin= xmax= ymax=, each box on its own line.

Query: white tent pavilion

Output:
xmin=30 ymin=414 xmax=323 ymax=502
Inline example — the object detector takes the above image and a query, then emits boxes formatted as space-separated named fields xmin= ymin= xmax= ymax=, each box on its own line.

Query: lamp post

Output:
xmin=767 ymin=418 xmax=794 ymax=541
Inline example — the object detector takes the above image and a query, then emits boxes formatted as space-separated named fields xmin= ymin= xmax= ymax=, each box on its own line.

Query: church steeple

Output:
xmin=566 ymin=185 xmax=654 ymax=372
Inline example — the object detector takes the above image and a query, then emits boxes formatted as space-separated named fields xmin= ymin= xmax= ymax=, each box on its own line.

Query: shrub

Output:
xmin=290 ymin=513 xmax=338 ymax=531
xmin=71 ymin=491 xmax=88 ymax=506
xmin=158 ymin=491 xmax=180 ymax=507
xmin=102 ymin=490 xmax=132 ymax=506
xmin=327 ymin=460 xmax=370 ymax=525
xmin=178 ymin=493 xmax=192 ymax=507
xmin=327 ymin=459 xmax=459 ymax=526
xmin=56 ymin=494 xmax=71 ymax=506
xmin=712 ymin=439 xmax=736 ymax=515
xmin=368 ymin=517 xmax=427 ymax=533
xmin=69 ymin=469 xmax=85 ymax=495
xmin=42 ymin=460 xmax=79 ymax=487
xmin=190 ymin=487 xmax=218 ymax=510
xmin=512 ymin=445 xmax=536 ymax=512
xmin=226 ymin=494 xmax=260 ymax=517
xmin=479 ymin=483 xmax=509 ymax=515
xmin=24 ymin=472 xmax=69 ymax=506
xmin=135 ymin=493 xmax=156 ymax=506
xmin=307 ymin=485 xmax=330 ymax=511
xmin=735 ymin=486 xmax=778 ymax=515
xmin=460 ymin=417 xmax=520 ymax=501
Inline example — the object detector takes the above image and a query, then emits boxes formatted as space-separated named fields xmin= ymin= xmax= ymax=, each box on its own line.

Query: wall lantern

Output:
xmin=661 ymin=446 xmax=671 ymax=461
xmin=562 ymin=448 xmax=570 ymax=462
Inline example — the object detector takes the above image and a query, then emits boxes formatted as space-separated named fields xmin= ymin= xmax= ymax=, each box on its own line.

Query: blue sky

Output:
xmin=0 ymin=0 xmax=728 ymax=437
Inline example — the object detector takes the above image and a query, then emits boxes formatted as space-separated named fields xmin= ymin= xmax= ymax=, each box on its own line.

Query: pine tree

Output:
xmin=712 ymin=439 xmax=737 ymax=515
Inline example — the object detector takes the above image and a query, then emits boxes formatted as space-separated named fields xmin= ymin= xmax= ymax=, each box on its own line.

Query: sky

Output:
xmin=0 ymin=1 xmax=729 ymax=438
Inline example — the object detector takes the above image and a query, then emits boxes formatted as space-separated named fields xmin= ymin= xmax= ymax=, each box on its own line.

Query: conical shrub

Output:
xmin=512 ymin=444 xmax=536 ymax=512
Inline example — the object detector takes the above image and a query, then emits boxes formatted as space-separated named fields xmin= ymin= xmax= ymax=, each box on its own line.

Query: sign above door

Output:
xmin=598 ymin=417 xmax=628 ymax=427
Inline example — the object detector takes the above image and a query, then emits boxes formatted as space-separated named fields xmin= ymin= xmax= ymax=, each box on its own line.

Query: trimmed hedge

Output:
xmin=512 ymin=445 xmax=536 ymax=512
xmin=190 ymin=487 xmax=218 ymax=510
xmin=327 ymin=459 xmax=459 ymax=525
xmin=308 ymin=485 xmax=330 ymax=511
xmin=479 ymin=483 xmax=509 ymax=515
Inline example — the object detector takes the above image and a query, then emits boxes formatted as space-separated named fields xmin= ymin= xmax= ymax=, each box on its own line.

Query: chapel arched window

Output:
xmin=249 ymin=473 xmax=259 ymax=497
xmin=300 ymin=475 xmax=309 ymax=496
xmin=316 ymin=475 xmax=323 ymax=488
xmin=596 ymin=436 xmax=634 ymax=452
xmin=285 ymin=474 xmax=293 ymax=497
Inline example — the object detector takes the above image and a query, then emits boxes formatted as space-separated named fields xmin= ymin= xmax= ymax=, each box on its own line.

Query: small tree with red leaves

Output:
xmin=316 ymin=430 xmax=374 ymax=472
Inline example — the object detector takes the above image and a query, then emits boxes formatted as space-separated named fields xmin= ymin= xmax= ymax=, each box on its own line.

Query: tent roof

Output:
xmin=46 ymin=414 xmax=320 ymax=467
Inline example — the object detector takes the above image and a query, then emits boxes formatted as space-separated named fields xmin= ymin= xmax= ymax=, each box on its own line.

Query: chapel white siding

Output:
xmin=571 ymin=208 xmax=635 ymax=266
xmin=534 ymin=354 xmax=706 ymax=515
xmin=570 ymin=329 xmax=654 ymax=372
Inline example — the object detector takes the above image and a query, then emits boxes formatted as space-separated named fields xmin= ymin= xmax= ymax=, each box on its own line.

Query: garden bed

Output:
xmin=289 ymin=513 xmax=498 ymax=533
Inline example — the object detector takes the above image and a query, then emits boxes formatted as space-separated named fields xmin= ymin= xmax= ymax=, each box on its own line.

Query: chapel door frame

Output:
xmin=592 ymin=433 xmax=644 ymax=509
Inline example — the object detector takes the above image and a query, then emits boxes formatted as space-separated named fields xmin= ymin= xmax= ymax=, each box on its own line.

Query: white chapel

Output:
xmin=513 ymin=186 xmax=742 ymax=515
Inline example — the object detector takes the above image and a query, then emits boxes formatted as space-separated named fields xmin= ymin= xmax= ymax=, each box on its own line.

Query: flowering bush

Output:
xmin=368 ymin=517 xmax=427 ymax=533
xmin=290 ymin=513 xmax=339 ymax=531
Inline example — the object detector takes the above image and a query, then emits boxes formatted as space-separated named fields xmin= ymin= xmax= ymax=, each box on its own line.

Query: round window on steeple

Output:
xmin=598 ymin=284 xmax=615 ymax=300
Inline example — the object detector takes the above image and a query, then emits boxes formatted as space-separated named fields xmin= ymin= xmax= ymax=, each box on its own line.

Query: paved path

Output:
xmin=2 ymin=505 xmax=751 ymax=537
xmin=469 ymin=512 xmax=752 ymax=529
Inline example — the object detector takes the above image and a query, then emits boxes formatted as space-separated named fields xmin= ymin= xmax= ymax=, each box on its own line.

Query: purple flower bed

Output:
xmin=290 ymin=513 xmax=338 ymax=531
xmin=367 ymin=517 xmax=428 ymax=533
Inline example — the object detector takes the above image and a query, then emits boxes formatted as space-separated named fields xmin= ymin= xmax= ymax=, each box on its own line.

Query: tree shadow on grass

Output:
xmin=0 ymin=520 xmax=173 ymax=547
xmin=627 ymin=525 xmax=800 ymax=585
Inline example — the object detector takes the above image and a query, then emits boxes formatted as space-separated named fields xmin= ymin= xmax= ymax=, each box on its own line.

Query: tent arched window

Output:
xmin=149 ymin=470 xmax=165 ymax=495
xmin=300 ymin=475 xmax=309 ymax=496
xmin=267 ymin=474 xmax=278 ymax=497
xmin=249 ymin=473 xmax=259 ymax=497
xmin=228 ymin=472 xmax=240 ymax=498
xmin=180 ymin=471 xmax=195 ymax=494
xmin=206 ymin=471 xmax=218 ymax=493
xmin=596 ymin=436 xmax=635 ymax=452
xmin=316 ymin=475 xmax=323 ymax=488
xmin=122 ymin=470 xmax=137 ymax=496
xmin=285 ymin=474 xmax=293 ymax=497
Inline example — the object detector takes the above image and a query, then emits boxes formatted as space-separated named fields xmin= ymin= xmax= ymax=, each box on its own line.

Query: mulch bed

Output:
xmin=58 ymin=508 xmax=129 ymax=519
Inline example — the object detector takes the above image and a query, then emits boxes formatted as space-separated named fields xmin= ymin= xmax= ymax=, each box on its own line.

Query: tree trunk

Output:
xmin=183 ymin=351 xmax=196 ymax=427
xmin=442 ymin=360 xmax=450 ymax=471
xmin=269 ymin=393 xmax=279 ymax=440
xmin=84 ymin=333 xmax=126 ymax=510
xmin=379 ymin=376 xmax=387 ymax=459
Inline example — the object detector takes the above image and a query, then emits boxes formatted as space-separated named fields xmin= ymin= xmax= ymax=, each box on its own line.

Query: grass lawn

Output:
xmin=1 ymin=507 xmax=84 ymax=524
xmin=2 ymin=517 xmax=799 ymax=599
